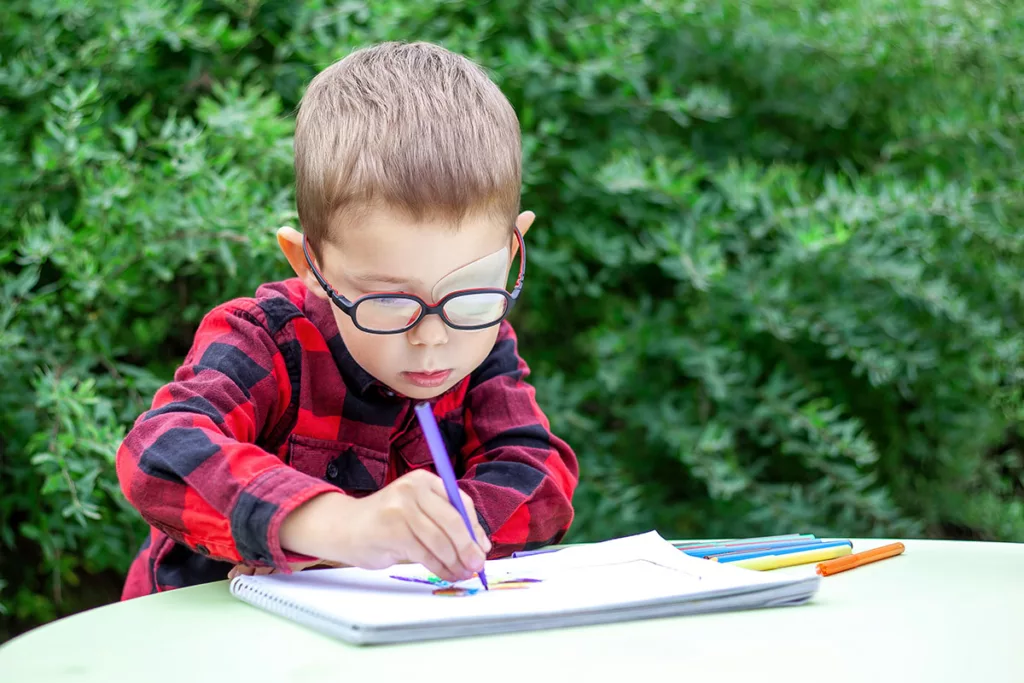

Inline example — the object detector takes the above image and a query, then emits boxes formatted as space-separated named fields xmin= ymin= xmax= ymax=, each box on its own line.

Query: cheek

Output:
xmin=334 ymin=312 xmax=399 ymax=367
xmin=452 ymin=327 xmax=502 ymax=366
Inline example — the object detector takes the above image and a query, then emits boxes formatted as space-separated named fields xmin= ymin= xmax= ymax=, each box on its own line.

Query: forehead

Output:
xmin=320 ymin=207 xmax=510 ymax=289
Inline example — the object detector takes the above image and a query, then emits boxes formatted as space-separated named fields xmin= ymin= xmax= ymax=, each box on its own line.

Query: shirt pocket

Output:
xmin=287 ymin=434 xmax=388 ymax=497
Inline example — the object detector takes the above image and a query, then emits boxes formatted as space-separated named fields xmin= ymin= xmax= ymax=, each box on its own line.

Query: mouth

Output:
xmin=401 ymin=369 xmax=453 ymax=388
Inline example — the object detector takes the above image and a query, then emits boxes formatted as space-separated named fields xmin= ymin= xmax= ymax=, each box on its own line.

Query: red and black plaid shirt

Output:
xmin=115 ymin=278 xmax=578 ymax=600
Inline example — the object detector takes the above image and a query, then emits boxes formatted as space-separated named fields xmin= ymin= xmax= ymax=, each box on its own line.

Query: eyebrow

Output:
xmin=348 ymin=272 xmax=418 ymax=288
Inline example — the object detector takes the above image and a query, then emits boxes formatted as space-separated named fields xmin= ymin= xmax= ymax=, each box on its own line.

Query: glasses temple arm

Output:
xmin=302 ymin=235 xmax=352 ymax=305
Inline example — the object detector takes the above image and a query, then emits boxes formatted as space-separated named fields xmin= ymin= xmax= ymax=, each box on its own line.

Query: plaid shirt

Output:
xmin=116 ymin=278 xmax=578 ymax=600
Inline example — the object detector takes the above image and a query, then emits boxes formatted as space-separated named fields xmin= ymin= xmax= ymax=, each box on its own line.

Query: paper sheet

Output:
xmin=233 ymin=532 xmax=797 ymax=629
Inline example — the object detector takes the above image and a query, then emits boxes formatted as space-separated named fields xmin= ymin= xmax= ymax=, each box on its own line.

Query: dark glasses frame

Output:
xmin=302 ymin=225 xmax=526 ymax=335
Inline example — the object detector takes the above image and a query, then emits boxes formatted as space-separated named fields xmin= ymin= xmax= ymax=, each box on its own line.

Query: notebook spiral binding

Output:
xmin=230 ymin=576 xmax=348 ymax=638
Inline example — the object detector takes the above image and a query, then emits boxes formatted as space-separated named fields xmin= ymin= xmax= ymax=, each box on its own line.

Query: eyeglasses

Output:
xmin=303 ymin=226 xmax=526 ymax=335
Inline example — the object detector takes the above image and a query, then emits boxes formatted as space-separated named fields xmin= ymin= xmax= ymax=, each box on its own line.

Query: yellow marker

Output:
xmin=731 ymin=544 xmax=852 ymax=571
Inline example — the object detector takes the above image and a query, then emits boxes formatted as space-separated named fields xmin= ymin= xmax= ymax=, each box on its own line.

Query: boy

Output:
xmin=115 ymin=41 xmax=578 ymax=599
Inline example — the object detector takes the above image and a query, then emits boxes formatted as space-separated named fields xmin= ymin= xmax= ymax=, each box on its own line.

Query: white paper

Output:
xmin=231 ymin=532 xmax=804 ymax=629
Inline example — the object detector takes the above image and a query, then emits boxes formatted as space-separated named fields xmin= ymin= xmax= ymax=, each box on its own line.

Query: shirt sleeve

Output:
xmin=458 ymin=322 xmax=579 ymax=557
xmin=114 ymin=301 xmax=339 ymax=570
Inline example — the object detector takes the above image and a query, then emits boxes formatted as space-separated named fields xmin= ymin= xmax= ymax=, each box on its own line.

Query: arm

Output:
xmin=458 ymin=323 xmax=579 ymax=557
xmin=115 ymin=302 xmax=339 ymax=570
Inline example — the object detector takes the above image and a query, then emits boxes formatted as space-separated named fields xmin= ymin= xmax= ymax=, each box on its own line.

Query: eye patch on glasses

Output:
xmin=430 ymin=246 xmax=510 ymax=301
xmin=353 ymin=246 xmax=511 ymax=332
xmin=303 ymin=227 xmax=526 ymax=335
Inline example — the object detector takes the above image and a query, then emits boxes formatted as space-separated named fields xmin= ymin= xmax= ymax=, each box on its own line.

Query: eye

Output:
xmin=374 ymin=296 xmax=408 ymax=306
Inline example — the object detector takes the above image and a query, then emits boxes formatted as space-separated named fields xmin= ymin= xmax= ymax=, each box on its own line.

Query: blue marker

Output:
xmin=715 ymin=540 xmax=853 ymax=563
xmin=414 ymin=402 xmax=489 ymax=590
xmin=687 ymin=538 xmax=827 ymax=558
xmin=511 ymin=546 xmax=566 ymax=558
xmin=671 ymin=534 xmax=815 ymax=550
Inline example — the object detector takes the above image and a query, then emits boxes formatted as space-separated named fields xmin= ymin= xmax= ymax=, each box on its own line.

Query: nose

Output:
xmin=407 ymin=313 xmax=449 ymax=347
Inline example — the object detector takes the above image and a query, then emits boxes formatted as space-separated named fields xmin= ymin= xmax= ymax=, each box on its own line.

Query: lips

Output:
xmin=401 ymin=369 xmax=453 ymax=388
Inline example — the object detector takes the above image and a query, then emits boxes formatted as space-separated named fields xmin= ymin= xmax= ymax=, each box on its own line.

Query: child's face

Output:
xmin=291 ymin=208 xmax=527 ymax=400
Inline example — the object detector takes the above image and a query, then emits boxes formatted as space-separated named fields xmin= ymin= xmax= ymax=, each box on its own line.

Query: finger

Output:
xmin=407 ymin=504 xmax=465 ymax=579
xmin=254 ymin=566 xmax=274 ymax=576
xmin=418 ymin=554 xmax=461 ymax=585
xmin=402 ymin=521 xmax=460 ymax=583
xmin=417 ymin=491 xmax=485 ymax=576
xmin=404 ymin=501 xmax=467 ymax=579
xmin=229 ymin=565 xmax=256 ymax=579
xmin=409 ymin=471 xmax=485 ymax=573
xmin=458 ymin=489 xmax=492 ymax=553
xmin=426 ymin=481 xmax=489 ymax=556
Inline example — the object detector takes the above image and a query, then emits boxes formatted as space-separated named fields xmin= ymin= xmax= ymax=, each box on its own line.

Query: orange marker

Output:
xmin=816 ymin=542 xmax=905 ymax=576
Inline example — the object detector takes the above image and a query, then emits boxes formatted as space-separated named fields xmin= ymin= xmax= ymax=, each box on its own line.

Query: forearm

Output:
xmin=278 ymin=491 xmax=354 ymax=561
xmin=116 ymin=301 xmax=340 ymax=568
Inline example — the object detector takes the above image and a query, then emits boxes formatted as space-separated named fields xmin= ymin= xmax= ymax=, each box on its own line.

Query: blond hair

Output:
xmin=294 ymin=41 xmax=522 ymax=254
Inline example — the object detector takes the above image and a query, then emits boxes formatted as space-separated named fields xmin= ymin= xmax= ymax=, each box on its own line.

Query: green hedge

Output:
xmin=2 ymin=0 xmax=1022 ymax=637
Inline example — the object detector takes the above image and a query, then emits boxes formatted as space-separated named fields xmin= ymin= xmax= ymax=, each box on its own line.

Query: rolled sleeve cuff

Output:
xmin=231 ymin=465 xmax=341 ymax=571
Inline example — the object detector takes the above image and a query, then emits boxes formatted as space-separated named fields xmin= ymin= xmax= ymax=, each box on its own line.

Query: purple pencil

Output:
xmin=413 ymin=402 xmax=490 ymax=590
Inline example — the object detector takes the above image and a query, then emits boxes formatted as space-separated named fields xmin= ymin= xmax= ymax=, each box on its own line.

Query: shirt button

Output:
xmin=196 ymin=544 xmax=209 ymax=556
xmin=384 ymin=389 xmax=394 ymax=397
xmin=326 ymin=463 xmax=339 ymax=479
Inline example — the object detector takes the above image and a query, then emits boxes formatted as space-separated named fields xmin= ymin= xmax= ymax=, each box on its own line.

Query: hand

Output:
xmin=227 ymin=558 xmax=345 ymax=580
xmin=280 ymin=470 xmax=491 ymax=583
xmin=340 ymin=470 xmax=492 ymax=582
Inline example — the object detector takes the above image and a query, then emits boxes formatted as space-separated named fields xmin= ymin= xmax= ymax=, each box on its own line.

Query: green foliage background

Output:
xmin=2 ymin=0 xmax=1022 ymax=639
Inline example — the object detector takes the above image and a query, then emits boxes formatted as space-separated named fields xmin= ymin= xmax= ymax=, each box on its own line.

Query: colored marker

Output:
xmin=816 ymin=542 xmax=905 ymax=576
xmin=731 ymin=544 xmax=852 ymax=571
xmin=671 ymin=534 xmax=816 ymax=552
xmin=688 ymin=538 xmax=828 ymax=558
xmin=714 ymin=539 xmax=853 ymax=563
xmin=511 ymin=546 xmax=569 ymax=558
xmin=414 ymin=402 xmax=489 ymax=590
xmin=516 ymin=534 xmax=817 ymax=558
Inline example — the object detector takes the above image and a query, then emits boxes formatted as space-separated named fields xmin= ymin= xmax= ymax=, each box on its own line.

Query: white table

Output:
xmin=2 ymin=539 xmax=1022 ymax=682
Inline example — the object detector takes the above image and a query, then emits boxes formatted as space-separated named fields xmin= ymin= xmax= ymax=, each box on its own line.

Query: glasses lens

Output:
xmin=443 ymin=291 xmax=509 ymax=327
xmin=354 ymin=296 xmax=423 ymax=332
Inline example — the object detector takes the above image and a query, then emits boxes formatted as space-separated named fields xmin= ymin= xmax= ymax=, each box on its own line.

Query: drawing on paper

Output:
xmin=489 ymin=578 xmax=542 ymax=589
xmin=430 ymin=578 xmax=541 ymax=597
xmin=389 ymin=573 xmax=542 ymax=596
xmin=389 ymin=574 xmax=451 ymax=587
xmin=432 ymin=587 xmax=478 ymax=597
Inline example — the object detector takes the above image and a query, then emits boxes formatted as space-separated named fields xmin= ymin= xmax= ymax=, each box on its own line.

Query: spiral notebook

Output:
xmin=228 ymin=531 xmax=820 ymax=645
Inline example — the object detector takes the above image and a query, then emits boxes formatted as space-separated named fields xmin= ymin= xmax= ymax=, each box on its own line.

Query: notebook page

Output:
xmin=232 ymin=532 xmax=794 ymax=629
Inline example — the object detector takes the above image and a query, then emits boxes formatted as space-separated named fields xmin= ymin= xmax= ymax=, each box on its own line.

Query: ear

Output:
xmin=512 ymin=210 xmax=535 ymax=259
xmin=276 ymin=226 xmax=330 ymax=299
